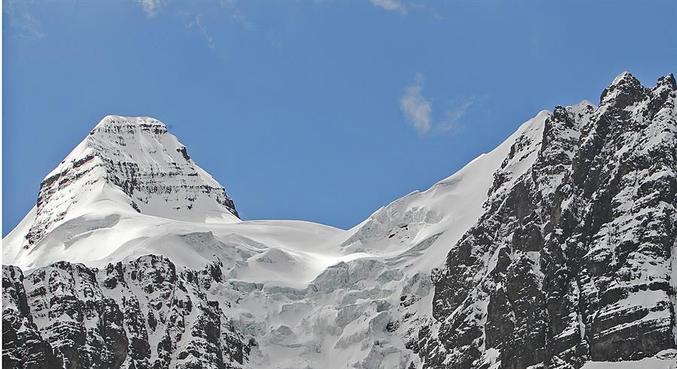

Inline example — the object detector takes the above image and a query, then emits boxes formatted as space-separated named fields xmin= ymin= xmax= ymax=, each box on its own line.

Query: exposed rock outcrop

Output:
xmin=426 ymin=73 xmax=677 ymax=368
xmin=2 ymin=256 xmax=249 ymax=369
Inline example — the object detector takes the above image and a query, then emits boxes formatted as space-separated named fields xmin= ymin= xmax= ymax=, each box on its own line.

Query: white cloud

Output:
xmin=370 ymin=0 xmax=406 ymax=14
xmin=400 ymin=74 xmax=432 ymax=134
xmin=139 ymin=0 xmax=163 ymax=18
xmin=400 ymin=74 xmax=475 ymax=135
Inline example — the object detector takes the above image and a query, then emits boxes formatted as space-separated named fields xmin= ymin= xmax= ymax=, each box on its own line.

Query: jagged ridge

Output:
xmin=425 ymin=72 xmax=677 ymax=368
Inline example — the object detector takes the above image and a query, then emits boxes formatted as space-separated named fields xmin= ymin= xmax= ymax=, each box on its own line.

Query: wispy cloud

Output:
xmin=400 ymin=74 xmax=475 ymax=135
xmin=218 ymin=0 xmax=253 ymax=30
xmin=400 ymin=74 xmax=433 ymax=134
xmin=191 ymin=15 xmax=216 ymax=49
xmin=369 ymin=0 xmax=406 ymax=14
xmin=439 ymin=97 xmax=475 ymax=133
xmin=137 ymin=0 xmax=252 ymax=50
xmin=4 ymin=0 xmax=46 ymax=40
xmin=368 ymin=1 xmax=443 ymax=18
xmin=138 ymin=0 xmax=163 ymax=18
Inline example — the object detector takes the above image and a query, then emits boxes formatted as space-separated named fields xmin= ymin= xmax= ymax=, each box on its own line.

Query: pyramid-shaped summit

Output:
xmin=20 ymin=115 xmax=239 ymax=248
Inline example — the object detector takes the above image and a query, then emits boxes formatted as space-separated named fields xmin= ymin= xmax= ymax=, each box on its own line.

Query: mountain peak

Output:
xmin=610 ymin=70 xmax=638 ymax=86
xmin=600 ymin=70 xmax=646 ymax=107
xmin=91 ymin=115 xmax=168 ymax=133
xmin=19 ymin=115 xmax=239 ymax=248
xmin=655 ymin=73 xmax=677 ymax=91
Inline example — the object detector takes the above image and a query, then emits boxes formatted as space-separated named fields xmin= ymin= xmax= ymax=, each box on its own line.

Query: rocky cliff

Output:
xmin=425 ymin=72 xmax=677 ymax=368
xmin=2 ymin=256 xmax=249 ymax=369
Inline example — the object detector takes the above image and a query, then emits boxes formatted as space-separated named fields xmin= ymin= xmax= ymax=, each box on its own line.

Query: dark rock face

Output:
xmin=2 ymin=256 xmax=249 ymax=369
xmin=2 ymin=266 xmax=61 ymax=369
xmin=424 ymin=73 xmax=677 ymax=368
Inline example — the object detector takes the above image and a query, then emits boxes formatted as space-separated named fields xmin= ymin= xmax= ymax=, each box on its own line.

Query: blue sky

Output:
xmin=3 ymin=0 xmax=677 ymax=235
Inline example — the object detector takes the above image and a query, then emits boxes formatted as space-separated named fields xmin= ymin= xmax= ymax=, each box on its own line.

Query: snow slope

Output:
xmin=3 ymin=111 xmax=544 ymax=282
xmin=341 ymin=110 xmax=549 ymax=271
xmin=3 ymin=111 xmax=551 ymax=369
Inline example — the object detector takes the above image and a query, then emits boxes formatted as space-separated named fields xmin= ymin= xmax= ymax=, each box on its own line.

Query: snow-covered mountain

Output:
xmin=4 ymin=116 xmax=240 ymax=269
xmin=424 ymin=72 xmax=677 ymax=369
xmin=3 ymin=72 xmax=676 ymax=369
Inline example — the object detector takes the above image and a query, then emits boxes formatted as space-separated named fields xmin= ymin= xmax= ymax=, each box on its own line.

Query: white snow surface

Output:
xmin=3 ymin=112 xmax=550 ymax=369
